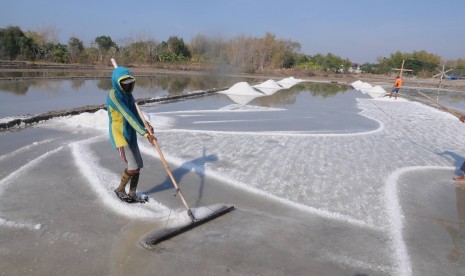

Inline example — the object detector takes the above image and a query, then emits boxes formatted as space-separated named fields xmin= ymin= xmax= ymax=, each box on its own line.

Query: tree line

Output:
xmin=1 ymin=25 xmax=464 ymax=77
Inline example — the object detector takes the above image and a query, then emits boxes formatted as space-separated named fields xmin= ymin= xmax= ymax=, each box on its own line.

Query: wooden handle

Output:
xmin=134 ymin=103 xmax=193 ymax=214
xmin=111 ymin=58 xmax=118 ymax=69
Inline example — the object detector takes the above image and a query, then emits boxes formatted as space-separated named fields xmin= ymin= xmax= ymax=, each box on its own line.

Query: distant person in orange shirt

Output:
xmin=389 ymin=75 xmax=402 ymax=99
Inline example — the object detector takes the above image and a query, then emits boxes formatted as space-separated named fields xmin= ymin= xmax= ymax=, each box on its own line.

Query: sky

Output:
xmin=2 ymin=0 xmax=465 ymax=63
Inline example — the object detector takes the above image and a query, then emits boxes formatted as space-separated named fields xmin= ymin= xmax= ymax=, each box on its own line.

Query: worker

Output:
xmin=107 ymin=65 xmax=155 ymax=203
xmin=389 ymin=75 xmax=402 ymax=99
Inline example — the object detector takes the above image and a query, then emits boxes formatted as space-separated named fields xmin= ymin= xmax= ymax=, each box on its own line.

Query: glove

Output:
xmin=147 ymin=123 xmax=154 ymax=134
xmin=147 ymin=134 xmax=157 ymax=144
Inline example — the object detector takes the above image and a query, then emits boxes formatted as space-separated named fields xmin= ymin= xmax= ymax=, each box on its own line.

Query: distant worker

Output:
xmin=107 ymin=66 xmax=156 ymax=203
xmin=389 ymin=75 xmax=402 ymax=99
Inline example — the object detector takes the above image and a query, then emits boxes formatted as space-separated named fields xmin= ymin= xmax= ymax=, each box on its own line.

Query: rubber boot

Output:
xmin=128 ymin=173 xmax=140 ymax=200
xmin=115 ymin=169 xmax=132 ymax=197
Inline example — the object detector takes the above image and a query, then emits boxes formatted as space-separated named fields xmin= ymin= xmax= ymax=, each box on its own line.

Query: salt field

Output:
xmin=1 ymin=77 xmax=465 ymax=275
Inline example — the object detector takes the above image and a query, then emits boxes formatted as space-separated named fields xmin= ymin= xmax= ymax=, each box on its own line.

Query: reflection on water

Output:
xmin=0 ymin=80 xmax=74 ymax=95
xmin=0 ymin=82 xmax=30 ymax=95
xmin=405 ymin=88 xmax=465 ymax=113
xmin=0 ymin=75 xmax=261 ymax=118
xmin=0 ymin=75 xmax=258 ymax=96
xmin=150 ymin=82 xmax=375 ymax=134
xmin=0 ymin=69 xmax=111 ymax=79
xmin=254 ymin=82 xmax=350 ymax=107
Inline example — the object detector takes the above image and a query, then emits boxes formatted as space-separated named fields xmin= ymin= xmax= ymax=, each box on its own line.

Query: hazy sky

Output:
xmin=2 ymin=0 xmax=464 ymax=63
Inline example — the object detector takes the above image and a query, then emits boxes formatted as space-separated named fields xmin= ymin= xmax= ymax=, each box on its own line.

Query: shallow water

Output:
xmin=0 ymin=75 xmax=262 ymax=118
xmin=147 ymin=82 xmax=377 ymax=133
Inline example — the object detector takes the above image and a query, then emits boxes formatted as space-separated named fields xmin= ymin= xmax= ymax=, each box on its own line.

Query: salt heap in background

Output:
xmin=218 ymin=82 xmax=265 ymax=105
xmin=253 ymin=79 xmax=283 ymax=95
xmin=351 ymin=80 xmax=387 ymax=99
xmin=277 ymin=77 xmax=304 ymax=89
xmin=219 ymin=77 xmax=304 ymax=105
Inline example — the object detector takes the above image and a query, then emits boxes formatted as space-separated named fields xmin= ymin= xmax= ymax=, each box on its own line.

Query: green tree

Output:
xmin=167 ymin=36 xmax=191 ymax=58
xmin=95 ymin=35 xmax=116 ymax=51
xmin=0 ymin=26 xmax=24 ymax=60
xmin=94 ymin=35 xmax=117 ymax=63
xmin=380 ymin=50 xmax=441 ymax=76
xmin=407 ymin=50 xmax=441 ymax=76
xmin=68 ymin=37 xmax=84 ymax=63
xmin=360 ymin=63 xmax=379 ymax=74
xmin=0 ymin=26 xmax=37 ymax=61
xmin=42 ymin=42 xmax=69 ymax=63
xmin=18 ymin=36 xmax=36 ymax=60
xmin=156 ymin=37 xmax=190 ymax=62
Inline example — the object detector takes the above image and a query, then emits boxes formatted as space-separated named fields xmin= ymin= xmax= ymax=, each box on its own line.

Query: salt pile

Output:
xmin=351 ymin=80 xmax=408 ymax=101
xmin=52 ymin=109 xmax=108 ymax=130
xmin=350 ymin=80 xmax=365 ymax=90
xmin=253 ymin=79 xmax=283 ymax=95
xmin=219 ymin=82 xmax=264 ymax=96
xmin=351 ymin=80 xmax=382 ymax=99
xmin=351 ymin=80 xmax=373 ymax=91
xmin=218 ymin=82 xmax=265 ymax=105
xmin=277 ymin=77 xmax=303 ymax=89
xmin=219 ymin=77 xmax=303 ymax=105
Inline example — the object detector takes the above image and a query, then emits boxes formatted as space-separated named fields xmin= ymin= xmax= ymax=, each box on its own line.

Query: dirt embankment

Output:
xmin=1 ymin=60 xmax=465 ymax=91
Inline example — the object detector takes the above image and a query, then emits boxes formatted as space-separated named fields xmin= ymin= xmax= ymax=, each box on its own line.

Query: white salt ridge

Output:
xmin=0 ymin=217 xmax=42 ymax=230
xmin=53 ymin=109 xmax=108 ymax=130
xmin=253 ymin=79 xmax=283 ymax=95
xmin=0 ymin=115 xmax=32 ymax=124
xmin=351 ymin=80 xmax=396 ymax=100
xmin=70 ymin=136 xmax=170 ymax=219
xmin=0 ymin=147 xmax=64 ymax=196
xmin=219 ymin=104 xmax=284 ymax=111
xmin=0 ymin=139 xmax=54 ymax=162
xmin=0 ymin=147 xmax=63 ymax=231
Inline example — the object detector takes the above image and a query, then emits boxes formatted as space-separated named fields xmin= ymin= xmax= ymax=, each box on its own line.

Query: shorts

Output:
xmin=118 ymin=146 xmax=143 ymax=170
xmin=391 ymin=88 xmax=400 ymax=93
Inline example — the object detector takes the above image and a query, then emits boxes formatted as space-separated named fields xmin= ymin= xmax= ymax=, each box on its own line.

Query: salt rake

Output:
xmin=110 ymin=58 xmax=234 ymax=247
xmin=418 ymin=91 xmax=462 ymax=118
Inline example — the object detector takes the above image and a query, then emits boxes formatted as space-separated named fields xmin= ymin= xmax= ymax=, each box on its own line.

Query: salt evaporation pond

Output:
xmin=1 ymin=77 xmax=465 ymax=275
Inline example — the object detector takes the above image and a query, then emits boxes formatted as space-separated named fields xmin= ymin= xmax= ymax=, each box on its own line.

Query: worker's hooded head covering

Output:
xmin=111 ymin=66 xmax=136 ymax=93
